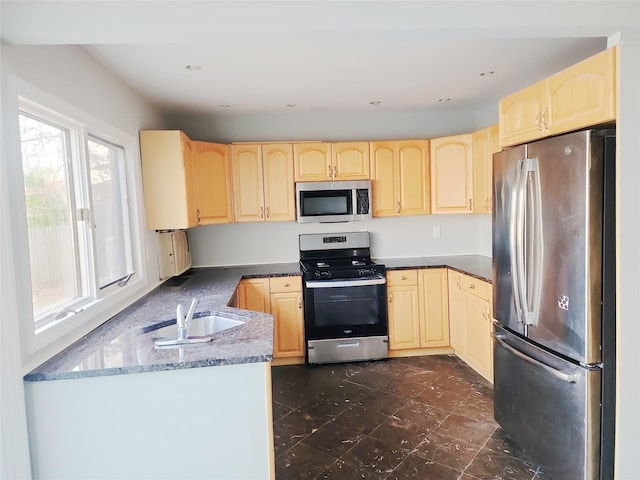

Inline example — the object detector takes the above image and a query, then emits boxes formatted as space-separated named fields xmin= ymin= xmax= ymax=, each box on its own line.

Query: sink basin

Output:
xmin=151 ymin=315 xmax=245 ymax=342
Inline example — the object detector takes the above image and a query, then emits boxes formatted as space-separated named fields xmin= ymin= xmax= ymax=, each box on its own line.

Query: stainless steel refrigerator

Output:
xmin=492 ymin=128 xmax=616 ymax=480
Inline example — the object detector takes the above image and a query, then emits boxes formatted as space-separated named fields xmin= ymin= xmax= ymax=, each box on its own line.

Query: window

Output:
xmin=18 ymin=101 xmax=136 ymax=332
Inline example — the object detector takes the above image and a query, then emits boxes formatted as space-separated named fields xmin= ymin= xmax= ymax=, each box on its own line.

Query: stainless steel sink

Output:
xmin=151 ymin=315 xmax=245 ymax=347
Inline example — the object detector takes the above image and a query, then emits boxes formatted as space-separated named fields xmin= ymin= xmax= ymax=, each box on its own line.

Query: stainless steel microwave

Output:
xmin=296 ymin=180 xmax=372 ymax=223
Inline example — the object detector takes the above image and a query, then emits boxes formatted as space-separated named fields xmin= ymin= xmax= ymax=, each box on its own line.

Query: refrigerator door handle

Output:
xmin=494 ymin=334 xmax=577 ymax=383
xmin=512 ymin=159 xmax=528 ymax=325
xmin=523 ymin=158 xmax=543 ymax=326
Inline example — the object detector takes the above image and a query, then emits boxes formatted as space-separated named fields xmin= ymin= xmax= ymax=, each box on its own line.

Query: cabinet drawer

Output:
xmin=387 ymin=269 xmax=418 ymax=286
xmin=460 ymin=275 xmax=490 ymax=301
xmin=269 ymin=276 xmax=302 ymax=293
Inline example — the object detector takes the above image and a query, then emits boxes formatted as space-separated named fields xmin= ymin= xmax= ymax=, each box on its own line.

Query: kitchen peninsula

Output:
xmin=23 ymin=256 xmax=490 ymax=479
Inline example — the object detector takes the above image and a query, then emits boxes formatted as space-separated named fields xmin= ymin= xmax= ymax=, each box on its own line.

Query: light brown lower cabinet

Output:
xmin=238 ymin=276 xmax=304 ymax=362
xmin=448 ymin=270 xmax=494 ymax=382
xmin=387 ymin=268 xmax=450 ymax=352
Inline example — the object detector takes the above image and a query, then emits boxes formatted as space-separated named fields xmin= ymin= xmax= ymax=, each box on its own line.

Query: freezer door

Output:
xmin=526 ymin=131 xmax=603 ymax=364
xmin=493 ymin=327 xmax=601 ymax=480
xmin=492 ymin=145 xmax=527 ymax=335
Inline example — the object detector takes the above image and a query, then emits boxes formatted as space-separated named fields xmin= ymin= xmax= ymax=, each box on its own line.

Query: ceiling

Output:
xmin=1 ymin=1 xmax=638 ymax=117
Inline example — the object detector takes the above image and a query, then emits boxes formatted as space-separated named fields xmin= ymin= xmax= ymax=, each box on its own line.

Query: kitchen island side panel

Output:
xmin=25 ymin=362 xmax=274 ymax=480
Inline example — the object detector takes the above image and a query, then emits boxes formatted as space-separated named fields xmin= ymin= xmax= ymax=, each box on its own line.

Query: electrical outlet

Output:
xmin=432 ymin=226 xmax=441 ymax=238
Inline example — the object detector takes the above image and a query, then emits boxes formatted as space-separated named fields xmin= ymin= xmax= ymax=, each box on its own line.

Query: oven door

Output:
xmin=303 ymin=276 xmax=388 ymax=340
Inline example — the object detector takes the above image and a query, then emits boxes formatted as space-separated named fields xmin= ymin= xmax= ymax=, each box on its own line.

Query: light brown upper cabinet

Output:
xmin=140 ymin=130 xmax=198 ymax=230
xmin=294 ymin=142 xmax=370 ymax=181
xmin=230 ymin=144 xmax=295 ymax=223
xmin=471 ymin=125 xmax=498 ymax=214
xmin=430 ymin=134 xmax=473 ymax=214
xmin=370 ymin=140 xmax=430 ymax=217
xmin=192 ymin=141 xmax=233 ymax=225
xmin=500 ymin=47 xmax=616 ymax=148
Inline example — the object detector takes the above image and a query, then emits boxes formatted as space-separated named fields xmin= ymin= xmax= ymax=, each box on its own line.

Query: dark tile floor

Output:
xmin=272 ymin=355 xmax=551 ymax=480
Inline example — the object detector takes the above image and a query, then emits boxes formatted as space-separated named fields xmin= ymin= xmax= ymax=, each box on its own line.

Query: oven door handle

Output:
xmin=305 ymin=277 xmax=387 ymax=288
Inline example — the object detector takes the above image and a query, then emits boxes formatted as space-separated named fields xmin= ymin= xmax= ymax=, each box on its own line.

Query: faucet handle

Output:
xmin=185 ymin=298 xmax=199 ymax=325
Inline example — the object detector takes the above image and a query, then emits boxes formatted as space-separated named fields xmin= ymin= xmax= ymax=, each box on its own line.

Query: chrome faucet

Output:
xmin=176 ymin=298 xmax=198 ymax=340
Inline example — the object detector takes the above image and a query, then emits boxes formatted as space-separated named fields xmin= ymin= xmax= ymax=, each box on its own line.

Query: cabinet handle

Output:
xmin=260 ymin=206 xmax=264 ymax=219
xmin=401 ymin=275 xmax=407 ymax=281
xmin=328 ymin=166 xmax=332 ymax=179
xmin=266 ymin=206 xmax=270 ymax=218
xmin=196 ymin=208 xmax=202 ymax=223
xmin=332 ymin=165 xmax=336 ymax=178
xmin=284 ymin=282 xmax=290 ymax=287
xmin=456 ymin=278 xmax=461 ymax=289
xmin=535 ymin=111 xmax=543 ymax=131
xmin=396 ymin=201 xmax=401 ymax=214
xmin=389 ymin=293 xmax=393 ymax=303
xmin=468 ymin=199 xmax=472 ymax=211
xmin=542 ymin=107 xmax=550 ymax=129
xmin=469 ymin=284 xmax=476 ymax=289
xmin=298 ymin=296 xmax=302 ymax=309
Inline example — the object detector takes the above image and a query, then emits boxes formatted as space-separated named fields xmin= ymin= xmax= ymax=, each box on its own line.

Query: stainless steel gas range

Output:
xmin=299 ymin=231 xmax=388 ymax=364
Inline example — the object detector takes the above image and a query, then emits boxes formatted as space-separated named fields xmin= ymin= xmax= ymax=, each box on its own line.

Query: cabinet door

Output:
xmin=387 ymin=271 xmax=420 ymax=350
xmin=388 ymin=285 xmax=421 ymax=350
xmin=332 ymin=141 xmax=370 ymax=180
xmin=230 ymin=144 xmax=265 ymax=222
xmin=430 ymin=134 xmax=472 ymax=214
xmin=463 ymin=292 xmax=493 ymax=382
xmin=271 ymin=292 xmax=304 ymax=358
xmin=547 ymin=47 xmax=616 ymax=136
xmin=398 ymin=140 xmax=430 ymax=216
xmin=182 ymin=136 xmax=198 ymax=227
xmin=237 ymin=278 xmax=270 ymax=313
xmin=370 ymin=142 xmax=398 ymax=217
xmin=192 ymin=141 xmax=233 ymax=225
xmin=262 ymin=144 xmax=295 ymax=222
xmin=418 ymin=269 xmax=450 ymax=348
xmin=140 ymin=130 xmax=195 ymax=230
xmin=447 ymin=270 xmax=466 ymax=354
xmin=293 ymin=143 xmax=332 ymax=182
xmin=472 ymin=128 xmax=492 ymax=214
xmin=499 ymin=80 xmax=546 ymax=148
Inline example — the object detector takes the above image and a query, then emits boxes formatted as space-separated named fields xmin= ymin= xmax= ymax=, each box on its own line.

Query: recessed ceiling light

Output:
xmin=185 ymin=65 xmax=202 ymax=71
xmin=218 ymin=104 xmax=231 ymax=108
xmin=480 ymin=70 xmax=495 ymax=77
xmin=437 ymin=98 xmax=452 ymax=103
xmin=369 ymin=101 xmax=382 ymax=106
xmin=286 ymin=104 xmax=297 ymax=108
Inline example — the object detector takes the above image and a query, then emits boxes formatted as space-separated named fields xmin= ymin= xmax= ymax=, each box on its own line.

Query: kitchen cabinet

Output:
xmin=269 ymin=277 xmax=304 ymax=359
xmin=448 ymin=271 xmax=493 ymax=382
xmin=293 ymin=142 xmax=332 ymax=182
xmin=371 ymin=140 xmax=430 ymax=217
xmin=238 ymin=277 xmax=270 ymax=313
xmin=230 ymin=144 xmax=295 ymax=222
xmin=430 ymin=134 xmax=473 ymax=214
xmin=140 ymin=130 xmax=198 ymax=230
xmin=500 ymin=47 xmax=616 ymax=148
xmin=294 ymin=142 xmax=370 ymax=181
xmin=192 ymin=141 xmax=233 ymax=225
xmin=238 ymin=276 xmax=304 ymax=362
xmin=387 ymin=268 xmax=450 ymax=351
xmin=471 ymin=125 xmax=498 ymax=214
xmin=418 ymin=268 xmax=450 ymax=348
xmin=387 ymin=270 xmax=421 ymax=350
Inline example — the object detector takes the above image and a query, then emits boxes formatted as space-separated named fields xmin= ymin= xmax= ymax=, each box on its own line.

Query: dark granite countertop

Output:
xmin=24 ymin=256 xmax=490 ymax=382
xmin=378 ymin=255 xmax=492 ymax=283
xmin=24 ymin=263 xmax=301 ymax=382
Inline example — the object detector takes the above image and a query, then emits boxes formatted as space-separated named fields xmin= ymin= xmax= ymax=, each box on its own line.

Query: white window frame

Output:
xmin=7 ymin=79 xmax=149 ymax=371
